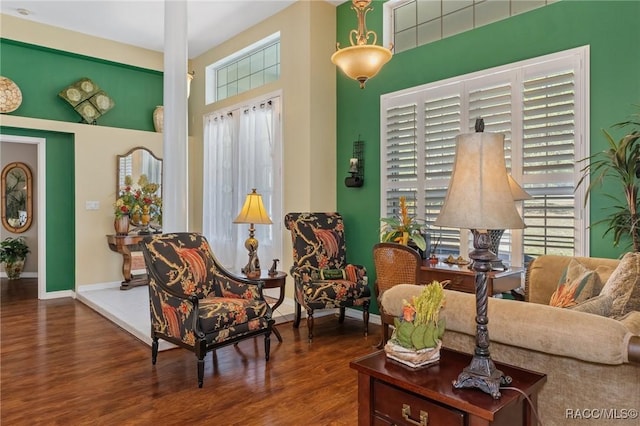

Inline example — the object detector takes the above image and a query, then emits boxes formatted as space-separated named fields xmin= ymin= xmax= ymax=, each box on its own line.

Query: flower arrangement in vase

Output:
xmin=114 ymin=174 xmax=162 ymax=234
xmin=380 ymin=196 xmax=428 ymax=251
xmin=384 ymin=280 xmax=446 ymax=368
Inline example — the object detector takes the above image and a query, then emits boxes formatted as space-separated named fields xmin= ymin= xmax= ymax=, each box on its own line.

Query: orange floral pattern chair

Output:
xmin=141 ymin=232 xmax=273 ymax=387
xmin=284 ymin=212 xmax=370 ymax=342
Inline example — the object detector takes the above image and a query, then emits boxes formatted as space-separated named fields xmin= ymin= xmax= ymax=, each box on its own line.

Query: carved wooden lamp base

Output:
xmin=454 ymin=230 xmax=512 ymax=399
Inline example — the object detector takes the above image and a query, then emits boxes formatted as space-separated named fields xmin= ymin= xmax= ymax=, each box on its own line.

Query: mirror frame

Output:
xmin=116 ymin=146 xmax=163 ymax=197
xmin=1 ymin=161 xmax=33 ymax=233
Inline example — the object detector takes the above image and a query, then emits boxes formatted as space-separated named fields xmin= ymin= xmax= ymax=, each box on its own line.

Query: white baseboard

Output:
xmin=0 ymin=271 xmax=37 ymax=278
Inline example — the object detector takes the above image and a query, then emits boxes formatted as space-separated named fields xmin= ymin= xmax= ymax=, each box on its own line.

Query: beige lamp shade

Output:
xmin=435 ymin=133 xmax=525 ymax=231
xmin=331 ymin=45 xmax=392 ymax=88
xmin=233 ymin=189 xmax=273 ymax=225
xmin=507 ymin=174 xmax=532 ymax=201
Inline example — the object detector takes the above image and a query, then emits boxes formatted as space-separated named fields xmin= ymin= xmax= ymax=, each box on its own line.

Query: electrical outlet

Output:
xmin=85 ymin=201 xmax=100 ymax=210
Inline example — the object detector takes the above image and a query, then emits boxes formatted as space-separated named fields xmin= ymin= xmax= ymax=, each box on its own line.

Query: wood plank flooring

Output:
xmin=1 ymin=278 xmax=381 ymax=425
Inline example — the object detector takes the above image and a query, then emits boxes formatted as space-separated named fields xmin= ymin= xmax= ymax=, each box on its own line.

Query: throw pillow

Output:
xmin=549 ymin=259 xmax=602 ymax=308
xmin=599 ymin=252 xmax=640 ymax=318
xmin=319 ymin=269 xmax=346 ymax=280
xmin=569 ymin=294 xmax=613 ymax=317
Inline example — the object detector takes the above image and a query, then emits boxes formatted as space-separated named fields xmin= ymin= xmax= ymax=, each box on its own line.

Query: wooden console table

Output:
xmin=106 ymin=234 xmax=148 ymax=290
xmin=421 ymin=261 xmax=524 ymax=295
xmin=350 ymin=349 xmax=546 ymax=426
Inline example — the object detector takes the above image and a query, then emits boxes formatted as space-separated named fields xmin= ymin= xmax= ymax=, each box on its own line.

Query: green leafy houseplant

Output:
xmin=578 ymin=109 xmax=640 ymax=252
xmin=0 ymin=237 xmax=30 ymax=263
xmin=380 ymin=196 xmax=427 ymax=251
xmin=0 ymin=236 xmax=30 ymax=278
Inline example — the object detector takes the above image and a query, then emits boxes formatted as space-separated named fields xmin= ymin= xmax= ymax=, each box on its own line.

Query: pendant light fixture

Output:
xmin=331 ymin=0 xmax=393 ymax=89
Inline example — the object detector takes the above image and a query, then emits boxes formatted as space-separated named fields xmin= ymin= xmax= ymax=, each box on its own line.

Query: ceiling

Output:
xmin=1 ymin=1 xmax=344 ymax=59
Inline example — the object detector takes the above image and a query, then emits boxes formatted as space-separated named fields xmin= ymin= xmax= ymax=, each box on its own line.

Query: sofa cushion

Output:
xmin=570 ymin=293 xmax=613 ymax=316
xmin=548 ymin=259 xmax=602 ymax=308
xmin=599 ymin=252 xmax=640 ymax=319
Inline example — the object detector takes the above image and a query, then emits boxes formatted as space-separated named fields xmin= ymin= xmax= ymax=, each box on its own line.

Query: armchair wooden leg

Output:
xmin=338 ymin=307 xmax=346 ymax=324
xmin=307 ymin=308 xmax=314 ymax=342
xmin=363 ymin=300 xmax=370 ymax=337
xmin=197 ymin=356 xmax=205 ymax=388
xmin=293 ymin=299 xmax=302 ymax=328
xmin=377 ymin=322 xmax=390 ymax=349
xmin=264 ymin=331 xmax=271 ymax=361
xmin=151 ymin=336 xmax=159 ymax=365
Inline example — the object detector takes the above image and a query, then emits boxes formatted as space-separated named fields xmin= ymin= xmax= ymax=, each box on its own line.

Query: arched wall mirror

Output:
xmin=1 ymin=162 xmax=33 ymax=233
xmin=116 ymin=147 xmax=162 ymax=198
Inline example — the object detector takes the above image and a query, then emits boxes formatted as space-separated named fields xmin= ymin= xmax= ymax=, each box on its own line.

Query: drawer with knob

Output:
xmin=372 ymin=381 xmax=464 ymax=425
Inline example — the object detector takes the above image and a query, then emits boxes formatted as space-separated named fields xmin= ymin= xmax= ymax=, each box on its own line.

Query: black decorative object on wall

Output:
xmin=345 ymin=139 xmax=364 ymax=188
xmin=58 ymin=78 xmax=114 ymax=124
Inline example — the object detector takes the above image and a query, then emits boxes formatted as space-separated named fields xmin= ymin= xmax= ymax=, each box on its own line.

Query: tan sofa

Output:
xmin=381 ymin=255 xmax=640 ymax=425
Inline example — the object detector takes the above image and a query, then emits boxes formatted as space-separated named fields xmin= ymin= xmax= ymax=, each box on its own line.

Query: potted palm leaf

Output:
xmin=0 ymin=236 xmax=30 ymax=279
xmin=380 ymin=196 xmax=428 ymax=256
xmin=578 ymin=108 xmax=640 ymax=251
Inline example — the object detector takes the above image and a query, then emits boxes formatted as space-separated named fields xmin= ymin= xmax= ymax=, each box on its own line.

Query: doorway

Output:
xmin=0 ymin=134 xmax=46 ymax=299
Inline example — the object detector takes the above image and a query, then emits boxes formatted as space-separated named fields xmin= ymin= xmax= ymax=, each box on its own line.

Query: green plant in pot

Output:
xmin=380 ymin=196 xmax=428 ymax=253
xmin=578 ymin=108 xmax=640 ymax=252
xmin=0 ymin=236 xmax=30 ymax=280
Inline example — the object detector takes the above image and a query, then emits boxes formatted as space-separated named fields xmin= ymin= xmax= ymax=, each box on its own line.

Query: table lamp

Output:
xmin=434 ymin=125 xmax=525 ymax=399
xmin=233 ymin=188 xmax=272 ymax=279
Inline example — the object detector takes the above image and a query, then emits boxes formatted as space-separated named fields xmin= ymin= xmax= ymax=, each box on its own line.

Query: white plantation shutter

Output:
xmin=383 ymin=99 xmax=418 ymax=218
xmin=423 ymin=92 xmax=462 ymax=254
xmin=381 ymin=47 xmax=588 ymax=264
xmin=521 ymin=65 xmax=580 ymax=256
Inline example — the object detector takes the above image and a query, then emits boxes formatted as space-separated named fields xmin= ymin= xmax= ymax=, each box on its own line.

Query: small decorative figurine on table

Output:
xmin=268 ymin=259 xmax=279 ymax=276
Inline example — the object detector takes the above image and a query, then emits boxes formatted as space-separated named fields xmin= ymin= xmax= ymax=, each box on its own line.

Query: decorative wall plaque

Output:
xmin=58 ymin=78 xmax=114 ymax=124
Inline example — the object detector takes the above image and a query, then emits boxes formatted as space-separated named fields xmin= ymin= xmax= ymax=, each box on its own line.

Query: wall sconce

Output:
xmin=345 ymin=139 xmax=364 ymax=187
xmin=331 ymin=0 xmax=393 ymax=89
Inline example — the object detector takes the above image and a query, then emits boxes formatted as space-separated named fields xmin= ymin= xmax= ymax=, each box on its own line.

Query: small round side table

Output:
xmin=254 ymin=269 xmax=287 ymax=342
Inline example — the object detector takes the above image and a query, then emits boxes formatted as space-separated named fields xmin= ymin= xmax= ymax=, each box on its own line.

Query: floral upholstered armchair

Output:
xmin=284 ymin=212 xmax=371 ymax=342
xmin=141 ymin=233 xmax=274 ymax=388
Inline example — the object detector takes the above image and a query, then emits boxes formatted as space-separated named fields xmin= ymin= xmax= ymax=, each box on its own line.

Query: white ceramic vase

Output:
xmin=152 ymin=105 xmax=164 ymax=133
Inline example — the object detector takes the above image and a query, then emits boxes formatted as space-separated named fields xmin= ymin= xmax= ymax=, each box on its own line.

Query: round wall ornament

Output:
xmin=0 ymin=76 xmax=23 ymax=113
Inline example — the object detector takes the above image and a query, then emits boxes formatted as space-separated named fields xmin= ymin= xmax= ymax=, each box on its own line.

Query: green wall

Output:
xmin=0 ymin=39 xmax=163 ymax=292
xmin=0 ymin=39 xmax=163 ymax=131
xmin=335 ymin=0 xmax=640 ymax=313
xmin=1 ymin=126 xmax=75 ymax=292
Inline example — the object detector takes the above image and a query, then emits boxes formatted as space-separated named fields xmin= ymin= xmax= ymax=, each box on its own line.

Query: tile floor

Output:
xmin=76 ymin=284 xmax=297 ymax=351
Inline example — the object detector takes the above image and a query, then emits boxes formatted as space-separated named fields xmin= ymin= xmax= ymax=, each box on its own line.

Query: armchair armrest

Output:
xmin=213 ymin=267 xmax=265 ymax=300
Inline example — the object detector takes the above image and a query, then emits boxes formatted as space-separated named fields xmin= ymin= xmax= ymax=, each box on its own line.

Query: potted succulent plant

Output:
xmin=0 ymin=236 xmax=30 ymax=280
xmin=384 ymin=281 xmax=446 ymax=368
xmin=578 ymin=108 xmax=640 ymax=252
xmin=380 ymin=196 xmax=429 ymax=256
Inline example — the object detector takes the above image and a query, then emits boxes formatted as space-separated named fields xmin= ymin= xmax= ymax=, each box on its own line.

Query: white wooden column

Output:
xmin=162 ymin=0 xmax=189 ymax=232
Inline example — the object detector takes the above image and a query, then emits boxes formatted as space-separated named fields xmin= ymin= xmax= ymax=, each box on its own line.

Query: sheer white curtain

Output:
xmin=203 ymin=112 xmax=235 ymax=265
xmin=203 ymin=96 xmax=282 ymax=271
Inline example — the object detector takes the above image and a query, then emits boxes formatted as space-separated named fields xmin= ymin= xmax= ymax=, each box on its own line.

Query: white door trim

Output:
xmin=0 ymin=134 xmax=47 ymax=299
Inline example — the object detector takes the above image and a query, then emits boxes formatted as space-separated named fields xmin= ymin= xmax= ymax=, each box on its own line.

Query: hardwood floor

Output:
xmin=1 ymin=278 xmax=381 ymax=425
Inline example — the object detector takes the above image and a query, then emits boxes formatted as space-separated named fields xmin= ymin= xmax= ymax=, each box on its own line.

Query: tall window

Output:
xmin=206 ymin=33 xmax=280 ymax=104
xmin=381 ymin=47 xmax=589 ymax=265
xmin=203 ymin=95 xmax=282 ymax=271
xmin=384 ymin=0 xmax=555 ymax=54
